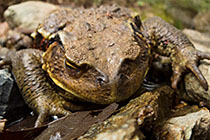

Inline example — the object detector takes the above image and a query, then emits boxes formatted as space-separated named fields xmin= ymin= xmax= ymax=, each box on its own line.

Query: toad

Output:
xmin=1 ymin=5 xmax=210 ymax=127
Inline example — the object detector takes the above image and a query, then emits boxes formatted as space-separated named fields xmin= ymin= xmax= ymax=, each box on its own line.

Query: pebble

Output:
xmin=4 ymin=1 xmax=58 ymax=32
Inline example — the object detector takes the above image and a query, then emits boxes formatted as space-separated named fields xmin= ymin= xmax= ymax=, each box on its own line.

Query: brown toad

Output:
xmin=1 ymin=5 xmax=210 ymax=127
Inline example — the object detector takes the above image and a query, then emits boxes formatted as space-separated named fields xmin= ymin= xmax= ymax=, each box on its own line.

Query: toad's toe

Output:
xmin=171 ymin=48 xmax=210 ymax=91
xmin=186 ymin=62 xmax=208 ymax=90
xmin=171 ymin=67 xmax=183 ymax=90
xmin=34 ymin=105 xmax=71 ymax=128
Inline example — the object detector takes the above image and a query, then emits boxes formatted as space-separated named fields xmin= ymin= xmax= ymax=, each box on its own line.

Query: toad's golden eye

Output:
xmin=65 ymin=59 xmax=80 ymax=70
xmin=64 ymin=59 xmax=84 ymax=77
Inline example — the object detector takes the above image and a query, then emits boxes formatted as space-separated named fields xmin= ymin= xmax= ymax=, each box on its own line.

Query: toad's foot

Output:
xmin=33 ymin=95 xmax=72 ymax=127
xmin=136 ymin=16 xmax=210 ymax=91
xmin=171 ymin=47 xmax=210 ymax=90
xmin=32 ymin=93 xmax=88 ymax=127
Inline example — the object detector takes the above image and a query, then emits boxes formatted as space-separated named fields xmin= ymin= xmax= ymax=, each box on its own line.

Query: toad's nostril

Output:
xmin=119 ymin=73 xmax=128 ymax=80
xmin=96 ymin=75 xmax=109 ymax=84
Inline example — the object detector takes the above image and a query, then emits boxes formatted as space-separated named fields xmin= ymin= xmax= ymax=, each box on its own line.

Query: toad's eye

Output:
xmin=65 ymin=57 xmax=91 ymax=70
xmin=64 ymin=59 xmax=83 ymax=77
xmin=65 ymin=59 xmax=80 ymax=70
xmin=64 ymin=59 xmax=90 ymax=77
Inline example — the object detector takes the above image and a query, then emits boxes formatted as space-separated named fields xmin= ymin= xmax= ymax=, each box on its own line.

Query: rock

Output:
xmin=0 ymin=22 xmax=9 ymax=46
xmin=0 ymin=22 xmax=9 ymax=37
xmin=0 ymin=69 xmax=14 ymax=107
xmin=191 ymin=116 xmax=210 ymax=140
xmin=182 ymin=29 xmax=210 ymax=106
xmin=5 ymin=30 xmax=33 ymax=50
xmin=193 ymin=10 xmax=210 ymax=33
xmin=3 ymin=1 xmax=58 ymax=33
xmin=79 ymin=86 xmax=176 ymax=140
xmin=0 ymin=69 xmax=28 ymax=123
xmin=183 ymin=29 xmax=210 ymax=52
xmin=0 ymin=47 xmax=10 ymax=61
xmin=153 ymin=106 xmax=210 ymax=140
xmin=94 ymin=119 xmax=145 ymax=140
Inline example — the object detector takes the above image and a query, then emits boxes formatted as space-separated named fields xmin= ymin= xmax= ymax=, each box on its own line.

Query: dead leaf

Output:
xmin=35 ymin=103 xmax=118 ymax=140
xmin=0 ymin=125 xmax=47 ymax=140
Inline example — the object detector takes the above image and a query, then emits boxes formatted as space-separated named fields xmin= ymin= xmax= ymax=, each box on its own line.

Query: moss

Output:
xmin=135 ymin=1 xmax=177 ymax=28
xmin=134 ymin=0 xmax=210 ymax=29
xmin=167 ymin=0 xmax=210 ymax=12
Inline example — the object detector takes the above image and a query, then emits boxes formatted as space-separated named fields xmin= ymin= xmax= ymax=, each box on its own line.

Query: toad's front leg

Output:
xmin=0 ymin=49 xmax=86 ymax=127
xmin=131 ymin=16 xmax=210 ymax=90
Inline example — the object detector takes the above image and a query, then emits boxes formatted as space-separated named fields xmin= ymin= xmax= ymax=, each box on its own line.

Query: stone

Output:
xmin=4 ymin=1 xmax=58 ymax=33
xmin=153 ymin=106 xmax=210 ymax=140
xmin=0 ymin=69 xmax=27 ymax=123
xmin=0 ymin=69 xmax=14 ymax=105
xmin=5 ymin=30 xmax=33 ymax=50
xmin=183 ymin=29 xmax=210 ymax=52
xmin=0 ymin=22 xmax=9 ymax=37
xmin=94 ymin=119 xmax=144 ymax=140
xmin=0 ymin=22 xmax=9 ymax=47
